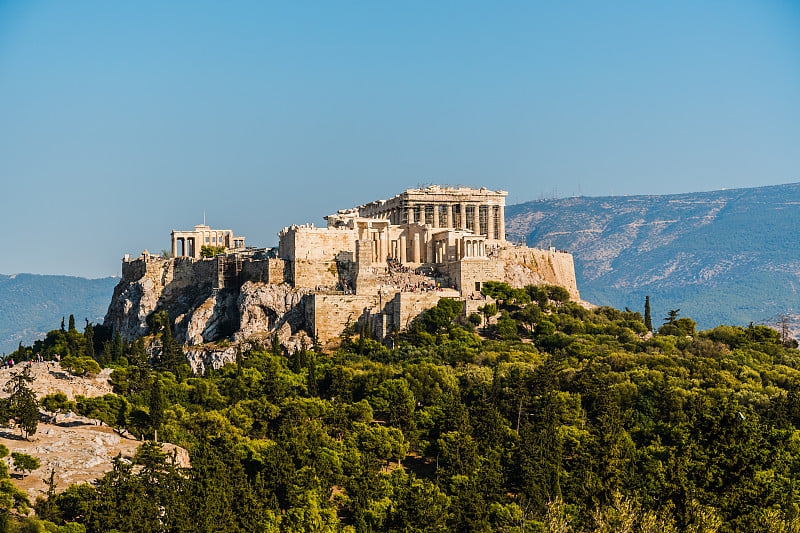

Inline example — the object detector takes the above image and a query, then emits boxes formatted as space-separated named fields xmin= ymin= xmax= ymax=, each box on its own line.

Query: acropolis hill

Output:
xmin=104 ymin=186 xmax=579 ymax=369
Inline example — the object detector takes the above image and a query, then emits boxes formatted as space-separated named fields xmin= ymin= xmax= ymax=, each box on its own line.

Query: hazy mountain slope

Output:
xmin=0 ymin=274 xmax=117 ymax=354
xmin=506 ymin=182 xmax=800 ymax=329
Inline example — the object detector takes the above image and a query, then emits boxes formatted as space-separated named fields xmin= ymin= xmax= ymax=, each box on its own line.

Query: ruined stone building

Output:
xmin=170 ymin=224 xmax=246 ymax=259
xmin=106 ymin=186 xmax=580 ymax=370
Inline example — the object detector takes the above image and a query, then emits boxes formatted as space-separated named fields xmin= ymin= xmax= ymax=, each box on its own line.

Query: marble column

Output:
xmin=498 ymin=206 xmax=505 ymax=241
xmin=400 ymin=235 xmax=407 ymax=263
xmin=446 ymin=204 xmax=453 ymax=228
xmin=487 ymin=205 xmax=495 ymax=240
xmin=460 ymin=204 xmax=467 ymax=230
xmin=473 ymin=205 xmax=481 ymax=236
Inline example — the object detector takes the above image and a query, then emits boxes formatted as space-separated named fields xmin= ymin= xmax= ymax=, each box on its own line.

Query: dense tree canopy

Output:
xmin=8 ymin=284 xmax=800 ymax=531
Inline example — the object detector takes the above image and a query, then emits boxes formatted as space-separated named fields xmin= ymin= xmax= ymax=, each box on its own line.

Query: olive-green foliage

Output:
xmin=28 ymin=284 xmax=800 ymax=533
xmin=60 ymin=356 xmax=101 ymax=376
xmin=11 ymin=452 xmax=40 ymax=478
xmin=200 ymin=245 xmax=225 ymax=258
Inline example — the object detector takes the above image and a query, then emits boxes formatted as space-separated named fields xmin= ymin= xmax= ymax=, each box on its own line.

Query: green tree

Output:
xmin=664 ymin=309 xmax=680 ymax=325
xmin=158 ymin=322 xmax=186 ymax=375
xmin=68 ymin=314 xmax=76 ymax=333
xmin=83 ymin=322 xmax=95 ymax=359
xmin=149 ymin=378 xmax=164 ymax=440
xmin=478 ymin=303 xmax=498 ymax=331
xmin=112 ymin=332 xmax=124 ymax=362
xmin=5 ymin=366 xmax=38 ymax=439
xmin=11 ymin=452 xmax=40 ymax=479
xmin=200 ymin=245 xmax=226 ymax=257
xmin=644 ymin=296 xmax=652 ymax=331
xmin=307 ymin=352 xmax=318 ymax=397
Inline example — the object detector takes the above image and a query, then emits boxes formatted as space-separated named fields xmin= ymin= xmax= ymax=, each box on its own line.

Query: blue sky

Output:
xmin=1 ymin=1 xmax=799 ymax=278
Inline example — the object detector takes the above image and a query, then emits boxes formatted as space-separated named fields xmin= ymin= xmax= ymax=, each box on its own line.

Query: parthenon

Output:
xmin=328 ymin=185 xmax=507 ymax=240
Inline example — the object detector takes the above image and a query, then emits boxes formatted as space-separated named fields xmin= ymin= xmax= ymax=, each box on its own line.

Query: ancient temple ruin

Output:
xmin=170 ymin=224 xmax=246 ymax=259
xmin=107 ymin=186 xmax=580 ymax=358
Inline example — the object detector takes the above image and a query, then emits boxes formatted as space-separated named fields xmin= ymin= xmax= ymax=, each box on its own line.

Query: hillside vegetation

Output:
xmin=0 ymin=274 xmax=117 ymax=355
xmin=6 ymin=285 xmax=800 ymax=532
xmin=505 ymin=182 xmax=800 ymax=330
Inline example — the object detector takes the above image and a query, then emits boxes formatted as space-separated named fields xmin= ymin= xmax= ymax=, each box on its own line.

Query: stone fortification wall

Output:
xmin=444 ymin=259 xmax=500 ymax=295
xmin=307 ymin=294 xmax=379 ymax=344
xmin=437 ymin=247 xmax=580 ymax=300
xmin=293 ymin=260 xmax=342 ymax=288
xmin=280 ymin=226 xmax=356 ymax=261
xmin=281 ymin=226 xmax=358 ymax=288
xmin=308 ymin=289 xmax=463 ymax=344
xmin=391 ymin=291 xmax=459 ymax=331
xmin=240 ymin=258 xmax=288 ymax=284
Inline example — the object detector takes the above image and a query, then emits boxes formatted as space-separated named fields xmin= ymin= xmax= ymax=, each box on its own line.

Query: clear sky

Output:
xmin=1 ymin=1 xmax=799 ymax=278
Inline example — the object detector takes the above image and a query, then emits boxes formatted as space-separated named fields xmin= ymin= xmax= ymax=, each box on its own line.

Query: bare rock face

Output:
xmin=105 ymin=260 xmax=313 ymax=371
xmin=498 ymin=248 xmax=581 ymax=300
xmin=184 ymin=345 xmax=238 ymax=375
xmin=179 ymin=291 xmax=239 ymax=345
xmin=237 ymin=282 xmax=309 ymax=337
xmin=104 ymin=276 xmax=162 ymax=339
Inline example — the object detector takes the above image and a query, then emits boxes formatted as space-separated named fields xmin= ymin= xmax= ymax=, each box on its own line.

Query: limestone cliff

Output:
xmin=497 ymin=248 xmax=581 ymax=300
xmin=104 ymin=255 xmax=311 ymax=351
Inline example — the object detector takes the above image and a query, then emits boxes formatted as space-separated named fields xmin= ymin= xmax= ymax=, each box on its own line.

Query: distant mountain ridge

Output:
xmin=0 ymin=274 xmax=117 ymax=354
xmin=506 ymin=182 xmax=800 ymax=329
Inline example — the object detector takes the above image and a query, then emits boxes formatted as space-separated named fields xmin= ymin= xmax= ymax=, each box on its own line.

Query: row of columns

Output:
xmin=171 ymin=236 xmax=196 ymax=258
xmin=398 ymin=203 xmax=504 ymax=240
xmin=393 ymin=234 xmax=422 ymax=263
xmin=403 ymin=236 xmax=487 ymax=264
xmin=366 ymin=228 xmax=488 ymax=265
xmin=462 ymin=239 xmax=485 ymax=258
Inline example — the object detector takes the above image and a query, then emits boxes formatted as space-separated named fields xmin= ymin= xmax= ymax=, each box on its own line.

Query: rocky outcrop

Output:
xmin=178 ymin=290 xmax=239 ymax=345
xmin=498 ymin=248 xmax=580 ymax=300
xmin=236 ymin=281 xmax=310 ymax=339
xmin=105 ymin=257 xmax=313 ymax=361
xmin=183 ymin=345 xmax=239 ymax=375
xmin=104 ymin=276 xmax=161 ymax=339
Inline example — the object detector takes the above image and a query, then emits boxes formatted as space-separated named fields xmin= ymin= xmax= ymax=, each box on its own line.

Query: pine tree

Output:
xmin=60 ymin=317 xmax=65 ymax=332
xmin=84 ymin=323 xmax=95 ymax=359
xmin=150 ymin=378 xmax=164 ymax=440
xmin=5 ymin=366 xmax=38 ymax=439
xmin=68 ymin=314 xmax=76 ymax=333
xmin=270 ymin=334 xmax=281 ymax=357
xmin=159 ymin=323 xmax=185 ymax=375
xmin=307 ymin=352 xmax=318 ymax=397
xmin=112 ymin=332 xmax=124 ymax=362
xmin=644 ymin=296 xmax=653 ymax=332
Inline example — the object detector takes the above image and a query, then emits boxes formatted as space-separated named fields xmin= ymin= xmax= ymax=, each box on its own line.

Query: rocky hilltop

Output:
xmin=506 ymin=181 xmax=800 ymax=329
xmin=104 ymin=246 xmax=580 ymax=373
